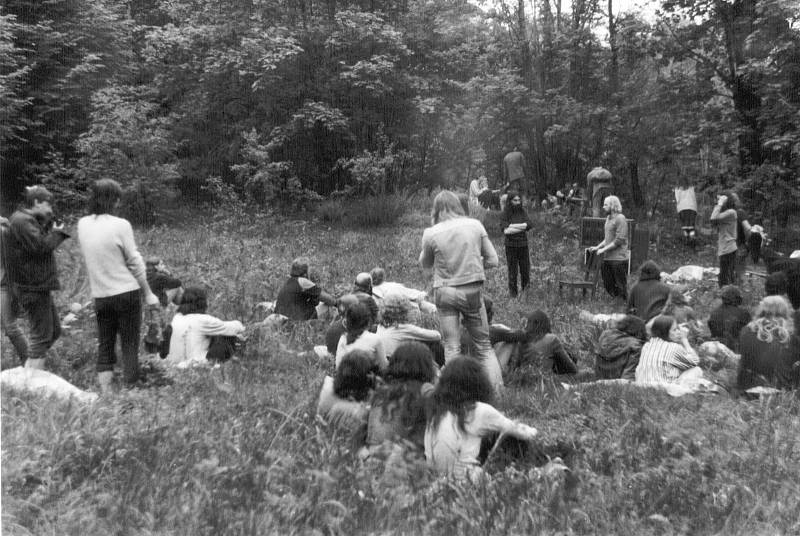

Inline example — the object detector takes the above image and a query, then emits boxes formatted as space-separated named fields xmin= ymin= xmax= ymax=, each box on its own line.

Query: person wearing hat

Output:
xmin=275 ymin=257 xmax=336 ymax=321
xmin=626 ymin=260 xmax=671 ymax=322
xmin=5 ymin=186 xmax=69 ymax=370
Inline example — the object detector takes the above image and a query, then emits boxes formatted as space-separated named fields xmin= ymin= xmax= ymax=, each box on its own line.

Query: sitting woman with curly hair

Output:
xmin=424 ymin=357 xmax=538 ymax=481
xmin=376 ymin=292 xmax=443 ymax=365
xmin=736 ymin=296 xmax=797 ymax=391
xmin=365 ymin=343 xmax=437 ymax=472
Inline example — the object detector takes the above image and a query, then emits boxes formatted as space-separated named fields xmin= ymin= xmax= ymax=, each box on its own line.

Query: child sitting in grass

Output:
xmin=318 ymin=350 xmax=377 ymax=439
xmin=424 ymin=357 xmax=538 ymax=481
xmin=336 ymin=302 xmax=388 ymax=372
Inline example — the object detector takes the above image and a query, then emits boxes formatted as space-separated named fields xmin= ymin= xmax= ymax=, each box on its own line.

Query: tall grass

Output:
xmin=2 ymin=204 xmax=798 ymax=535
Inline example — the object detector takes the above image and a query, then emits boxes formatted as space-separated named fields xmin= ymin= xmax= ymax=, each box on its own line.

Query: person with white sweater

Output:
xmin=77 ymin=179 xmax=160 ymax=391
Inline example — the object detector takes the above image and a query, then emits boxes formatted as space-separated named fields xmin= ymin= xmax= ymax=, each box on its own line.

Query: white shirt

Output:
xmin=165 ymin=313 xmax=244 ymax=368
xmin=674 ymin=187 xmax=698 ymax=212
xmin=77 ymin=214 xmax=146 ymax=298
xmin=376 ymin=324 xmax=441 ymax=358
xmin=335 ymin=331 xmax=388 ymax=371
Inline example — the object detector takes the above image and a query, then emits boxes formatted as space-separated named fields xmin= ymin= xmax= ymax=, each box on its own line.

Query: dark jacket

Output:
xmin=517 ymin=333 xmax=577 ymax=374
xmin=708 ymin=304 xmax=751 ymax=352
xmin=5 ymin=209 xmax=69 ymax=291
xmin=146 ymin=270 xmax=183 ymax=307
xmin=626 ymin=262 xmax=670 ymax=321
xmin=736 ymin=328 xmax=797 ymax=391
xmin=275 ymin=276 xmax=322 ymax=320
xmin=501 ymin=205 xmax=533 ymax=248
xmin=595 ymin=328 xmax=643 ymax=380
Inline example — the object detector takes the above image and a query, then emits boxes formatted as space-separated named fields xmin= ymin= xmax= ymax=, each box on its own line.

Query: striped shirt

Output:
xmin=635 ymin=338 xmax=699 ymax=384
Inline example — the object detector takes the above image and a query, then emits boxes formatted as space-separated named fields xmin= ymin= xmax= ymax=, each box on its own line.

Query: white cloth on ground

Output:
xmin=1 ymin=367 xmax=98 ymax=404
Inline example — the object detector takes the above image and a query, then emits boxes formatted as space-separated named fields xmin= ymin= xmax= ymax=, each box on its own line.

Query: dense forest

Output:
xmin=1 ymin=0 xmax=798 ymax=227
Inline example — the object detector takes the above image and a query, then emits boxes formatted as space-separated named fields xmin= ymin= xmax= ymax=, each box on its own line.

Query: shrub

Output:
xmin=316 ymin=193 xmax=411 ymax=227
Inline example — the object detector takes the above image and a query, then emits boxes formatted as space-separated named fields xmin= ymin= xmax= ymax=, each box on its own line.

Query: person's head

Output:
xmin=431 ymin=190 xmax=466 ymax=224
xmin=381 ymin=291 xmax=410 ymax=326
xmin=603 ymin=195 xmax=622 ymax=215
xmin=649 ymin=315 xmax=677 ymax=341
xmin=88 ymin=179 xmax=123 ymax=215
xmin=386 ymin=342 xmax=436 ymax=384
xmin=23 ymin=186 xmax=54 ymax=218
xmin=370 ymin=267 xmax=385 ymax=287
xmin=719 ymin=191 xmax=737 ymax=211
xmin=748 ymin=295 xmax=793 ymax=344
xmin=344 ymin=302 xmax=371 ymax=343
xmin=354 ymin=272 xmax=372 ymax=294
xmin=638 ymin=260 xmax=662 ymax=281
xmin=177 ymin=286 xmax=208 ymax=315
xmin=478 ymin=175 xmax=488 ymax=188
xmin=504 ymin=190 xmax=522 ymax=213
xmin=336 ymin=293 xmax=359 ymax=316
xmin=764 ymin=272 xmax=788 ymax=297
xmin=290 ymin=257 xmax=309 ymax=278
xmin=146 ymin=257 xmax=164 ymax=273
xmin=720 ymin=285 xmax=744 ymax=306
xmin=615 ymin=315 xmax=647 ymax=341
xmin=334 ymin=350 xmax=377 ymax=402
xmin=429 ymin=357 xmax=494 ymax=432
xmin=524 ymin=309 xmax=552 ymax=342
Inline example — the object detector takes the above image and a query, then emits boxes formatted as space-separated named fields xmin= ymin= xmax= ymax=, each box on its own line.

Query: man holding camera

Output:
xmin=5 ymin=186 xmax=70 ymax=370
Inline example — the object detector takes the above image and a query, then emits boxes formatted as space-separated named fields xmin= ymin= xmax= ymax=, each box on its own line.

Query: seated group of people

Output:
xmin=583 ymin=260 xmax=800 ymax=393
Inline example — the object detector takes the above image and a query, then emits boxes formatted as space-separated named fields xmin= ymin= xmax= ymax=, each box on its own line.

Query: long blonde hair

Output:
xmin=431 ymin=190 xmax=465 ymax=224
xmin=747 ymin=295 xmax=793 ymax=344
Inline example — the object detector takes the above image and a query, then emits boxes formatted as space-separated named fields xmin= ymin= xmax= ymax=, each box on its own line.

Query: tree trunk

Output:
xmin=608 ymin=0 xmax=619 ymax=99
xmin=628 ymin=157 xmax=644 ymax=207
xmin=517 ymin=0 xmax=533 ymax=89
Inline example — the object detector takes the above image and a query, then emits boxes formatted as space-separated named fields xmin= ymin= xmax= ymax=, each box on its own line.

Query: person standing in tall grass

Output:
xmin=501 ymin=191 xmax=532 ymax=298
xmin=588 ymin=195 xmax=629 ymax=300
xmin=77 ymin=179 xmax=160 ymax=392
xmin=419 ymin=191 xmax=503 ymax=391
xmin=710 ymin=192 xmax=738 ymax=288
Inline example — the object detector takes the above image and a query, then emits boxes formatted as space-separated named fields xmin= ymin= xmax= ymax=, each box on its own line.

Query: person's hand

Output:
xmin=517 ymin=423 xmax=538 ymax=441
xmin=717 ymin=194 xmax=727 ymax=206
xmin=145 ymin=292 xmax=160 ymax=307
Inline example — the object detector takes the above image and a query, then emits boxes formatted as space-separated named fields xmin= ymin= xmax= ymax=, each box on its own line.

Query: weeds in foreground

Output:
xmin=2 ymin=207 xmax=798 ymax=535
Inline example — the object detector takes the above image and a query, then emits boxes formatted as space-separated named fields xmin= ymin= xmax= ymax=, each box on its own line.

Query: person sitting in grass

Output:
xmin=512 ymin=310 xmax=577 ymax=375
xmin=318 ymin=350 xmax=377 ymax=438
xmin=370 ymin=266 xmax=434 ymax=322
xmin=626 ymin=260 xmax=671 ymax=322
xmin=424 ymin=357 xmax=538 ymax=481
xmin=352 ymin=272 xmax=380 ymax=330
xmin=275 ymin=257 xmax=336 ymax=321
xmin=323 ymin=294 xmax=359 ymax=359
xmin=376 ymin=292 xmax=443 ymax=363
xmin=163 ymin=286 xmax=245 ymax=369
xmin=595 ymin=315 xmax=647 ymax=381
xmin=736 ymin=296 xmax=797 ymax=392
xmin=365 ymin=342 xmax=437 ymax=475
xmin=654 ymin=288 xmax=708 ymax=342
xmin=708 ymin=285 xmax=751 ymax=353
xmin=336 ymin=302 xmax=388 ymax=372
xmin=635 ymin=315 xmax=701 ymax=386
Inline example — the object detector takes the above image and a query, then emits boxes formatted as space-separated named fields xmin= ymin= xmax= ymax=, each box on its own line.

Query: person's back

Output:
xmin=166 ymin=312 xmax=244 ymax=367
xmin=595 ymin=328 xmax=643 ymax=380
xmin=708 ymin=303 xmax=751 ymax=352
xmin=503 ymin=151 xmax=525 ymax=182
xmin=421 ymin=217 xmax=496 ymax=287
xmin=275 ymin=276 xmax=319 ymax=320
xmin=627 ymin=261 xmax=670 ymax=321
xmin=518 ymin=333 xmax=577 ymax=374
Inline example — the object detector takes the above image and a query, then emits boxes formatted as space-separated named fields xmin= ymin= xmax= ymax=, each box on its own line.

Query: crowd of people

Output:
xmin=1 ymin=174 xmax=799 ymax=481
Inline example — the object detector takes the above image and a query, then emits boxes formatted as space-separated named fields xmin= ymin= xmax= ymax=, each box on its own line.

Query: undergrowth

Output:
xmin=2 ymin=204 xmax=798 ymax=535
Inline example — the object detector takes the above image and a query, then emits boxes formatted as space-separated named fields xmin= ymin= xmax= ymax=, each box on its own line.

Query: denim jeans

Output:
xmin=95 ymin=289 xmax=142 ymax=383
xmin=15 ymin=289 xmax=60 ymax=362
xmin=505 ymin=245 xmax=530 ymax=297
xmin=1 ymin=285 xmax=28 ymax=364
xmin=434 ymin=282 xmax=503 ymax=390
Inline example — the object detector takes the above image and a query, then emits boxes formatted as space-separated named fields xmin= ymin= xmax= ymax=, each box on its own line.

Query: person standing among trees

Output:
xmin=419 ymin=191 xmax=503 ymax=392
xmin=674 ymin=176 xmax=698 ymax=246
xmin=501 ymin=191 xmax=532 ymax=298
xmin=729 ymin=192 xmax=753 ymax=283
xmin=589 ymin=195 xmax=630 ymax=300
xmin=0 ymin=216 xmax=29 ymax=365
xmin=4 ymin=186 xmax=69 ymax=370
xmin=710 ymin=192 xmax=738 ymax=288
xmin=587 ymin=166 xmax=613 ymax=218
xmin=502 ymin=147 xmax=527 ymax=200
xmin=77 ymin=179 xmax=161 ymax=391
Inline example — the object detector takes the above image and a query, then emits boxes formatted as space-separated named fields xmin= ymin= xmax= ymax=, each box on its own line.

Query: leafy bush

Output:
xmin=316 ymin=193 xmax=412 ymax=227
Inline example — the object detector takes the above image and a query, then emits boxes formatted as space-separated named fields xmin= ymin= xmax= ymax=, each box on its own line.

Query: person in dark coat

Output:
xmin=626 ymin=260 xmax=671 ymax=322
xmin=595 ymin=315 xmax=647 ymax=380
xmin=708 ymin=285 xmax=752 ymax=353
xmin=513 ymin=310 xmax=577 ymax=375
xmin=736 ymin=296 xmax=797 ymax=391
xmin=275 ymin=258 xmax=336 ymax=320
xmin=500 ymin=191 xmax=533 ymax=298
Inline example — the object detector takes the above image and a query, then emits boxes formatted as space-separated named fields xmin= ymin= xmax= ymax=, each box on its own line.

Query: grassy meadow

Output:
xmin=2 ymin=199 xmax=799 ymax=535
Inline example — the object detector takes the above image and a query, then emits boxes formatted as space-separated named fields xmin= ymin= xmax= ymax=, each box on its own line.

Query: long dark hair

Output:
xmin=178 ymin=286 xmax=208 ymax=315
xmin=372 ymin=343 xmax=436 ymax=435
xmin=334 ymin=350 xmax=377 ymax=401
xmin=615 ymin=315 xmax=647 ymax=341
xmin=344 ymin=302 xmax=370 ymax=344
xmin=426 ymin=357 xmax=493 ymax=434
xmin=503 ymin=190 xmax=526 ymax=219
xmin=525 ymin=310 xmax=552 ymax=342
xmin=650 ymin=315 xmax=675 ymax=341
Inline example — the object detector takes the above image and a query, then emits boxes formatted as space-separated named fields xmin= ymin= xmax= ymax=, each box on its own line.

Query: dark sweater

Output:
xmin=626 ymin=278 xmax=671 ymax=321
xmin=517 ymin=333 xmax=577 ymax=374
xmin=708 ymin=304 xmax=751 ymax=352
xmin=275 ymin=276 xmax=322 ymax=320
xmin=736 ymin=328 xmax=796 ymax=390
xmin=146 ymin=270 xmax=182 ymax=307
xmin=501 ymin=206 xmax=533 ymax=248
xmin=595 ymin=328 xmax=643 ymax=380
xmin=5 ymin=209 xmax=69 ymax=291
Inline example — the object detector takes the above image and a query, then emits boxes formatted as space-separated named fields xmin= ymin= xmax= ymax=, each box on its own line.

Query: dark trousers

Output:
xmin=601 ymin=260 xmax=628 ymax=299
xmin=16 ymin=289 xmax=60 ymax=362
xmin=718 ymin=251 xmax=737 ymax=288
xmin=95 ymin=289 xmax=142 ymax=383
xmin=506 ymin=245 xmax=530 ymax=297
